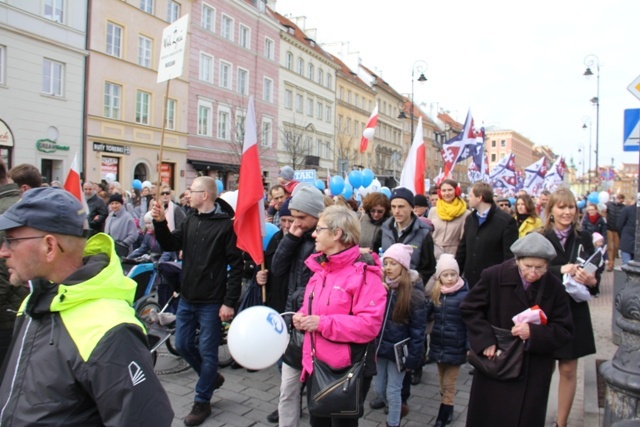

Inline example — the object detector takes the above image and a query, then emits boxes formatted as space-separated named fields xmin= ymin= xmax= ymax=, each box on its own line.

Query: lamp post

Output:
xmin=577 ymin=144 xmax=585 ymax=196
xmin=398 ymin=60 xmax=428 ymax=146
xmin=583 ymin=55 xmax=600 ymax=189
xmin=582 ymin=116 xmax=592 ymax=191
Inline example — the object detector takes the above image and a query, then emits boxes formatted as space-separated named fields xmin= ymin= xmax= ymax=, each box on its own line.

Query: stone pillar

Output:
xmin=600 ymin=260 xmax=640 ymax=425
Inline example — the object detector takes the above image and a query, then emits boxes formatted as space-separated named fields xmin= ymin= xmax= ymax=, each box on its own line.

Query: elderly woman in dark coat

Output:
xmin=460 ymin=232 xmax=573 ymax=427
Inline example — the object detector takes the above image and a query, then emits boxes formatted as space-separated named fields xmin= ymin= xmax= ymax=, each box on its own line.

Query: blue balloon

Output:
xmin=361 ymin=169 xmax=374 ymax=188
xmin=342 ymin=182 xmax=353 ymax=199
xmin=587 ymin=191 xmax=599 ymax=204
xmin=508 ymin=197 xmax=516 ymax=206
xmin=132 ymin=179 xmax=142 ymax=191
xmin=329 ymin=176 xmax=345 ymax=196
xmin=263 ymin=223 xmax=279 ymax=251
xmin=577 ymin=200 xmax=586 ymax=210
xmin=348 ymin=170 xmax=363 ymax=189
xmin=314 ymin=179 xmax=326 ymax=191
xmin=380 ymin=186 xmax=391 ymax=198
xmin=216 ymin=179 xmax=224 ymax=194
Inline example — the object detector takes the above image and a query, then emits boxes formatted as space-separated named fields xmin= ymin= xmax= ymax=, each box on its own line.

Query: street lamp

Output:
xmin=582 ymin=116 xmax=592 ymax=191
xmin=577 ymin=144 xmax=585 ymax=195
xmin=583 ymin=54 xmax=600 ymax=189
xmin=398 ymin=60 xmax=428 ymax=147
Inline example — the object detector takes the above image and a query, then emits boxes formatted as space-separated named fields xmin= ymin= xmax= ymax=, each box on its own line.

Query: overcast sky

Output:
xmin=274 ymin=0 xmax=640 ymax=173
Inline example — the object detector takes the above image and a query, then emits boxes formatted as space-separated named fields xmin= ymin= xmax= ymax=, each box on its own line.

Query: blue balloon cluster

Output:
xmin=587 ymin=191 xmax=599 ymax=204
xmin=577 ymin=200 xmax=586 ymax=210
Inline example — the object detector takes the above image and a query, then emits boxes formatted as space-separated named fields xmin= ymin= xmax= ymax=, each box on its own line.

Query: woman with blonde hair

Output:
xmin=540 ymin=188 xmax=597 ymax=427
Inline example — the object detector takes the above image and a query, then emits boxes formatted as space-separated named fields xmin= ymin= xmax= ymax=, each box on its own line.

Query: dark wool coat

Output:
xmin=460 ymin=260 xmax=573 ymax=427
xmin=426 ymin=280 xmax=469 ymax=366
xmin=455 ymin=204 xmax=519 ymax=288
xmin=542 ymin=228 xmax=597 ymax=360
xmin=617 ymin=204 xmax=636 ymax=255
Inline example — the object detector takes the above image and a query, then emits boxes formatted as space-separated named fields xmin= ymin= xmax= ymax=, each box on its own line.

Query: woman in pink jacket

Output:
xmin=293 ymin=205 xmax=387 ymax=427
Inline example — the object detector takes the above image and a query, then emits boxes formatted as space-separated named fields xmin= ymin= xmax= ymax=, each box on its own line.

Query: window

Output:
xmin=202 ymin=4 xmax=215 ymax=31
xmin=317 ymin=139 xmax=322 ymax=157
xmin=165 ymin=98 xmax=176 ymax=129
xmin=234 ymin=110 xmax=245 ymax=140
xmin=347 ymin=90 xmax=351 ymax=104
xmin=217 ymin=108 xmax=230 ymax=140
xmin=104 ymin=82 xmax=121 ymax=119
xmin=325 ymin=105 xmax=332 ymax=123
xmin=237 ymin=67 xmax=248 ymax=95
xmin=490 ymin=153 xmax=496 ymax=162
xmin=284 ymin=89 xmax=293 ymax=109
xmin=136 ymin=91 xmax=151 ymax=125
xmin=306 ymin=99 xmax=313 ymax=116
xmin=297 ymin=58 xmax=304 ymax=75
xmin=0 ymin=45 xmax=5 ymax=85
xmin=140 ymin=0 xmax=153 ymax=14
xmin=337 ymin=115 xmax=343 ymax=132
xmin=264 ymin=37 xmax=274 ymax=60
xmin=42 ymin=59 xmax=63 ymax=96
xmin=221 ymin=14 xmax=233 ymax=41
xmin=316 ymin=102 xmax=323 ymax=120
xmin=295 ymin=94 xmax=303 ymax=113
xmin=239 ymin=24 xmax=250 ymax=48
xmin=197 ymin=100 xmax=212 ymax=136
xmin=44 ymin=0 xmax=64 ymax=23
xmin=501 ymin=140 xmax=506 ymax=147
xmin=138 ymin=35 xmax=152 ymax=68
xmin=263 ymin=77 xmax=273 ymax=103
xmin=317 ymin=68 xmax=324 ymax=85
xmin=106 ymin=22 xmax=123 ymax=57
xmin=500 ymin=153 xmax=506 ymax=159
xmin=262 ymin=118 xmax=273 ymax=148
xmin=326 ymin=73 xmax=332 ymax=89
xmin=491 ymin=140 xmax=496 ymax=147
xmin=285 ymin=52 xmax=293 ymax=70
xmin=199 ymin=53 xmax=213 ymax=83
xmin=354 ymin=94 xmax=359 ymax=107
xmin=338 ymin=86 xmax=343 ymax=100
xmin=167 ymin=1 xmax=180 ymax=23
xmin=308 ymin=63 xmax=314 ymax=80
xmin=219 ymin=60 xmax=231 ymax=89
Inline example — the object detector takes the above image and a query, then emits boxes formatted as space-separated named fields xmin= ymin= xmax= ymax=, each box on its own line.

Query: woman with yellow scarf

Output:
xmin=427 ymin=179 xmax=470 ymax=258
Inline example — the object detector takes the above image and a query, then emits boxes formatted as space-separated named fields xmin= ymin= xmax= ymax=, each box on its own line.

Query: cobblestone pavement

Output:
xmin=158 ymin=265 xmax=621 ymax=427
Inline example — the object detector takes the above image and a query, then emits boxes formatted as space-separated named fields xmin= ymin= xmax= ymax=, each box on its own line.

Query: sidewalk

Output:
xmin=157 ymin=267 xmax=620 ymax=427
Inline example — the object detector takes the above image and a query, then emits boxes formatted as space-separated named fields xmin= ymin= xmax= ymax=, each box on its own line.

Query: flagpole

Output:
xmin=156 ymin=79 xmax=170 ymax=199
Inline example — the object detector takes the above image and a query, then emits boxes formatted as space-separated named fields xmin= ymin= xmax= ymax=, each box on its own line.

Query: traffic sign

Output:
xmin=628 ymin=74 xmax=640 ymax=101
xmin=623 ymin=109 xmax=640 ymax=152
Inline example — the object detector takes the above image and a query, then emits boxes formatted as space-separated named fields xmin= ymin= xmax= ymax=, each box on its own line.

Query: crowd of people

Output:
xmin=0 ymin=160 xmax=636 ymax=427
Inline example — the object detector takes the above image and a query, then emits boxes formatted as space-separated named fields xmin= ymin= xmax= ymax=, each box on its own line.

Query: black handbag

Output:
xmin=306 ymin=292 xmax=366 ymax=419
xmin=467 ymin=277 xmax=546 ymax=381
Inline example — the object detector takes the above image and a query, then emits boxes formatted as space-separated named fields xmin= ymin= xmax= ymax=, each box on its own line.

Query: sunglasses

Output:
xmin=498 ymin=203 xmax=510 ymax=207
xmin=161 ymin=191 xmax=171 ymax=195
xmin=370 ymin=209 xmax=385 ymax=214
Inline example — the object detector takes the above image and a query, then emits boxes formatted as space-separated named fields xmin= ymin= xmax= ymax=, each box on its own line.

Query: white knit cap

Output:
xmin=435 ymin=254 xmax=460 ymax=279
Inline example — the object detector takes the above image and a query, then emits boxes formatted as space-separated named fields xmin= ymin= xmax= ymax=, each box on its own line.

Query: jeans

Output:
xmin=621 ymin=251 xmax=634 ymax=265
xmin=374 ymin=358 xmax=405 ymax=427
xmin=175 ymin=299 xmax=221 ymax=403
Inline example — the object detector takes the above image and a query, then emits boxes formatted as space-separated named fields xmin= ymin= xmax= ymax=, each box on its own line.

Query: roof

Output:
xmin=272 ymin=12 xmax=334 ymax=63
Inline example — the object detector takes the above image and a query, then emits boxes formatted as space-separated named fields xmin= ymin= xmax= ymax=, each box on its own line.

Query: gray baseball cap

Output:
xmin=0 ymin=187 xmax=87 ymax=237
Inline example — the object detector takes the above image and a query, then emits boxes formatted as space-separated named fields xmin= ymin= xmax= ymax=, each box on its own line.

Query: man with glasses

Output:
xmin=84 ymin=180 xmax=108 ymax=236
xmin=152 ymin=176 xmax=243 ymax=426
xmin=496 ymin=197 xmax=512 ymax=215
xmin=0 ymin=187 xmax=173 ymax=425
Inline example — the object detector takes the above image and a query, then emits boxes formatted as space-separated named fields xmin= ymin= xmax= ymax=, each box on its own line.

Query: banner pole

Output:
xmin=156 ymin=79 xmax=171 ymax=200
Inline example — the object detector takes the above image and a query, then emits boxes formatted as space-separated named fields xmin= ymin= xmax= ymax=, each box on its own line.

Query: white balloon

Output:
xmin=370 ymin=178 xmax=381 ymax=193
xmin=598 ymin=191 xmax=610 ymax=204
xmin=358 ymin=186 xmax=369 ymax=197
xmin=105 ymin=173 xmax=116 ymax=183
xmin=220 ymin=190 xmax=238 ymax=214
xmin=227 ymin=306 xmax=289 ymax=370
xmin=362 ymin=128 xmax=375 ymax=140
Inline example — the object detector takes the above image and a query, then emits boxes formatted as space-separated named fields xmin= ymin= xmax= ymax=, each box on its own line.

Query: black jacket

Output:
xmin=606 ymin=200 xmax=625 ymax=232
xmin=270 ymin=230 xmax=316 ymax=312
xmin=581 ymin=214 xmax=607 ymax=243
xmin=153 ymin=199 xmax=243 ymax=306
xmin=456 ymin=205 xmax=518 ymax=288
xmin=426 ymin=279 xmax=469 ymax=366
xmin=86 ymin=192 xmax=108 ymax=234
xmin=617 ymin=204 xmax=636 ymax=255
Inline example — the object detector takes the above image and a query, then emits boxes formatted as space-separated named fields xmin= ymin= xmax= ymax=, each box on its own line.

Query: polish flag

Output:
xmin=234 ymin=96 xmax=265 ymax=266
xmin=359 ymin=103 xmax=378 ymax=153
xmin=399 ymin=117 xmax=426 ymax=195
xmin=63 ymin=152 xmax=88 ymax=213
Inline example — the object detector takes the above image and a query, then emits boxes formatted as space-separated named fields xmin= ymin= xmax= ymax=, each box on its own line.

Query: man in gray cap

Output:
xmin=266 ymin=183 xmax=324 ymax=425
xmin=0 ymin=187 xmax=173 ymax=425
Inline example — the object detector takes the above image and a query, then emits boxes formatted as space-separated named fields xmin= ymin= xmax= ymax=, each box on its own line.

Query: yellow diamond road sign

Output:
xmin=628 ymin=74 xmax=640 ymax=101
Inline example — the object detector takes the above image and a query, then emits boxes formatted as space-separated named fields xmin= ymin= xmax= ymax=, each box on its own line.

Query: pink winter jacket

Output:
xmin=298 ymin=245 xmax=387 ymax=381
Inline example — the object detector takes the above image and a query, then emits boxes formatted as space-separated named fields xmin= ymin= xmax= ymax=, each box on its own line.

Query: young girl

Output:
xmin=427 ymin=254 xmax=469 ymax=427
xmin=374 ymin=244 xmax=427 ymax=427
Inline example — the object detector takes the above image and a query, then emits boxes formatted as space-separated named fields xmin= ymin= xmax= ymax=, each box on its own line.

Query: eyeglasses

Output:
xmin=370 ymin=209 xmax=385 ymax=215
xmin=315 ymin=227 xmax=330 ymax=233
xmin=161 ymin=191 xmax=171 ymax=196
xmin=190 ymin=190 xmax=205 ymax=194
xmin=519 ymin=264 xmax=547 ymax=274
xmin=498 ymin=203 xmax=510 ymax=208
xmin=2 ymin=235 xmax=47 ymax=250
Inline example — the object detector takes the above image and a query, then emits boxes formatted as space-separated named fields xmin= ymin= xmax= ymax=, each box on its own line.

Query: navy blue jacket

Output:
xmin=376 ymin=272 xmax=427 ymax=370
xmin=426 ymin=279 xmax=469 ymax=365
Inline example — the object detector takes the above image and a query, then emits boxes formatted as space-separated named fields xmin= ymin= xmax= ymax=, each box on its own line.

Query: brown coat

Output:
xmin=460 ymin=259 xmax=573 ymax=427
xmin=428 ymin=208 xmax=470 ymax=257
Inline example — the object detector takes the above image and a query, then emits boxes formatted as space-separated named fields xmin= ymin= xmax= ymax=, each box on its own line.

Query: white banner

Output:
xmin=157 ymin=14 xmax=189 ymax=83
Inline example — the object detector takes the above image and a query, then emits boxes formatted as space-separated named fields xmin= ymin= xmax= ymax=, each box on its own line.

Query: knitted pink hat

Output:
xmin=435 ymin=254 xmax=460 ymax=279
xmin=382 ymin=244 xmax=413 ymax=271
xmin=592 ymin=232 xmax=604 ymax=244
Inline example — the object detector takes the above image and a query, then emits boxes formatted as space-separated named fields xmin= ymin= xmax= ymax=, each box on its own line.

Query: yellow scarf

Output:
xmin=436 ymin=198 xmax=467 ymax=221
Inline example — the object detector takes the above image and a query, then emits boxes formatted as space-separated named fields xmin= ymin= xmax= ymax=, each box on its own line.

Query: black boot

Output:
xmin=433 ymin=404 xmax=453 ymax=427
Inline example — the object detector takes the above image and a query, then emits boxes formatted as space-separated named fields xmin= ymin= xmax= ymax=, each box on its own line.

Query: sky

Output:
xmin=274 ymin=0 xmax=640 ymax=172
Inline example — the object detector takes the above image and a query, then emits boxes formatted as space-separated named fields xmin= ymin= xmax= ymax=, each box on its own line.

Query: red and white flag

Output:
xmin=234 ymin=96 xmax=265 ymax=266
xmin=359 ymin=103 xmax=378 ymax=153
xmin=63 ymin=152 xmax=88 ymax=213
xmin=399 ymin=117 xmax=426 ymax=195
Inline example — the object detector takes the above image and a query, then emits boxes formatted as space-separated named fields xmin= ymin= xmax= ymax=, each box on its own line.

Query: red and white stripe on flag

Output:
xmin=359 ymin=103 xmax=378 ymax=153
xmin=233 ymin=95 xmax=265 ymax=265
xmin=64 ymin=152 xmax=89 ymax=214
xmin=399 ymin=117 xmax=426 ymax=195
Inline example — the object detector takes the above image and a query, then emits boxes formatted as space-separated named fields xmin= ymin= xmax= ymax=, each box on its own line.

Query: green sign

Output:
xmin=36 ymin=139 xmax=70 ymax=153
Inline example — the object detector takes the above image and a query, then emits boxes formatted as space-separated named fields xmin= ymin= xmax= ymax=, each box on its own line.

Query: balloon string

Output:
xmin=280 ymin=311 xmax=297 ymax=317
